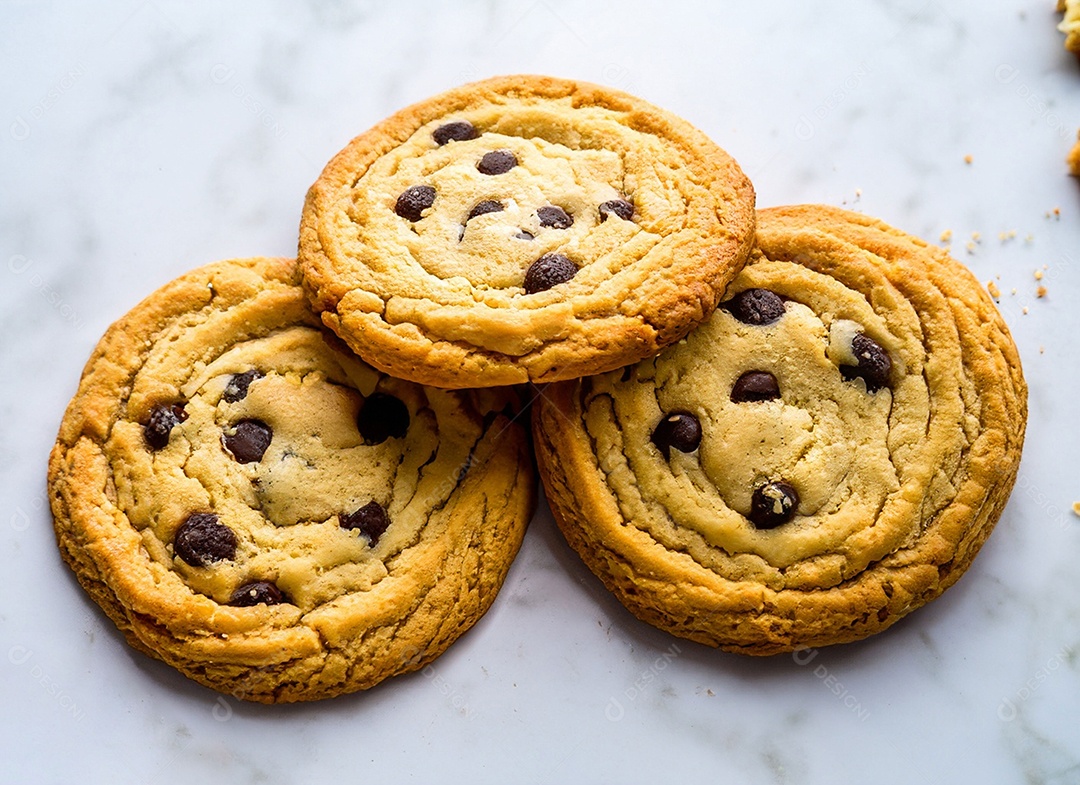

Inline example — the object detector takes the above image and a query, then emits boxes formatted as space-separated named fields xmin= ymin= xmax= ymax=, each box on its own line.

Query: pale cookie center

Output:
xmin=596 ymin=277 xmax=903 ymax=567
xmin=355 ymin=127 xmax=633 ymax=289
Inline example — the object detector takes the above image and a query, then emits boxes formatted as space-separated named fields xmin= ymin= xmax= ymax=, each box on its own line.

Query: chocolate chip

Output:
xmin=538 ymin=206 xmax=573 ymax=229
xmin=467 ymin=200 xmax=504 ymax=221
xmin=523 ymin=253 xmax=577 ymax=294
xmin=749 ymin=481 xmax=799 ymax=529
xmin=144 ymin=403 xmax=188 ymax=450
xmin=222 ymin=419 xmax=273 ymax=463
xmin=222 ymin=369 xmax=263 ymax=403
xmin=598 ymin=199 xmax=634 ymax=222
xmin=433 ymin=120 xmax=477 ymax=146
xmin=174 ymin=513 xmax=237 ymax=566
xmin=340 ymin=500 xmax=391 ymax=545
xmin=357 ymin=392 xmax=410 ymax=444
xmin=477 ymin=150 xmax=517 ymax=175
xmin=230 ymin=581 xmax=284 ymax=607
xmin=515 ymin=230 xmax=535 ymax=240
xmin=394 ymin=185 xmax=436 ymax=221
xmin=650 ymin=411 xmax=702 ymax=459
xmin=724 ymin=289 xmax=786 ymax=326
xmin=840 ymin=333 xmax=892 ymax=393
xmin=731 ymin=371 xmax=781 ymax=403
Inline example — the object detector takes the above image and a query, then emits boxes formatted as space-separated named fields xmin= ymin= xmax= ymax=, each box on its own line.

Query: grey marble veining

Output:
xmin=2 ymin=1 xmax=1079 ymax=783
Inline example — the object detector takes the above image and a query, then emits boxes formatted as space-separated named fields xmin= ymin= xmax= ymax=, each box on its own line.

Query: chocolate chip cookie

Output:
xmin=48 ymin=256 xmax=535 ymax=702
xmin=533 ymin=205 xmax=1027 ymax=654
xmin=299 ymin=74 xmax=756 ymax=388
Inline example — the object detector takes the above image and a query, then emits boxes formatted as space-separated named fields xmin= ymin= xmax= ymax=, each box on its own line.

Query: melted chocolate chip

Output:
xmin=724 ymin=289 xmax=786 ymax=326
xmin=651 ymin=412 xmax=702 ymax=459
xmin=357 ymin=392 xmax=410 ymax=444
xmin=477 ymin=150 xmax=517 ymax=175
xmin=467 ymin=200 xmax=504 ymax=221
xmin=523 ymin=253 xmax=577 ymax=294
xmin=222 ymin=370 xmax=263 ymax=403
xmin=144 ymin=403 xmax=188 ymax=450
xmin=515 ymin=230 xmax=535 ymax=240
xmin=230 ymin=581 xmax=284 ymax=607
xmin=394 ymin=185 xmax=436 ymax=221
xmin=222 ymin=419 xmax=273 ymax=463
xmin=840 ymin=333 xmax=892 ymax=393
xmin=731 ymin=371 xmax=781 ymax=403
xmin=749 ymin=481 xmax=799 ymax=529
xmin=433 ymin=120 xmax=478 ymax=146
xmin=538 ymin=206 xmax=573 ymax=229
xmin=340 ymin=500 xmax=391 ymax=545
xmin=598 ymin=199 xmax=634 ymax=222
xmin=174 ymin=513 xmax=236 ymax=566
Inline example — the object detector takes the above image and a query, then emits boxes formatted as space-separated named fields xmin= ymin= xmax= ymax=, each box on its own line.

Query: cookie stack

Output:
xmin=49 ymin=75 xmax=1027 ymax=703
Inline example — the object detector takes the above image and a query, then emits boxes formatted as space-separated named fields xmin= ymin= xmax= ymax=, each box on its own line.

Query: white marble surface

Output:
xmin=2 ymin=1 xmax=1079 ymax=783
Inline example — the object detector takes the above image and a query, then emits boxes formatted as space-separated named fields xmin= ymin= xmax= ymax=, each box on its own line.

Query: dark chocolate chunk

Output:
xmin=730 ymin=371 xmax=781 ymax=403
xmin=230 ymin=581 xmax=284 ymax=607
xmin=340 ymin=500 xmax=391 ymax=545
xmin=598 ymin=199 xmax=634 ymax=222
xmin=433 ymin=120 xmax=478 ymax=146
xmin=538 ymin=206 xmax=573 ymax=229
xmin=477 ymin=150 xmax=517 ymax=175
xmin=515 ymin=230 xmax=535 ymax=240
xmin=749 ymin=481 xmax=799 ymax=529
xmin=840 ymin=333 xmax=892 ymax=393
xmin=467 ymin=200 xmax=504 ymax=221
xmin=394 ymin=185 xmax=436 ymax=221
xmin=724 ymin=289 xmax=786 ymax=326
xmin=144 ymin=403 xmax=188 ymax=451
xmin=222 ymin=370 xmax=263 ymax=403
xmin=523 ymin=253 xmax=577 ymax=294
xmin=357 ymin=392 xmax=410 ymax=444
xmin=174 ymin=513 xmax=237 ymax=566
xmin=650 ymin=411 xmax=702 ymax=459
xmin=222 ymin=419 xmax=273 ymax=464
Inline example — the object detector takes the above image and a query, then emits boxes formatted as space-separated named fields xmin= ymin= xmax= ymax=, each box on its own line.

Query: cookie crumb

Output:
xmin=971 ymin=231 xmax=981 ymax=242
xmin=1061 ymin=0 xmax=1080 ymax=53
xmin=964 ymin=154 xmax=973 ymax=164
xmin=1011 ymin=288 xmax=1018 ymax=295
xmin=940 ymin=229 xmax=953 ymax=243
xmin=1072 ymin=501 xmax=1080 ymax=517
xmin=1037 ymin=285 xmax=1048 ymax=298
xmin=1069 ymin=130 xmax=1080 ymax=176
xmin=1034 ymin=269 xmax=1044 ymax=281
xmin=1022 ymin=306 xmax=1029 ymax=314
xmin=987 ymin=280 xmax=1001 ymax=299
xmin=966 ymin=241 xmax=977 ymax=254
xmin=998 ymin=230 xmax=1017 ymax=242
xmin=1040 ymin=345 xmax=1046 ymax=354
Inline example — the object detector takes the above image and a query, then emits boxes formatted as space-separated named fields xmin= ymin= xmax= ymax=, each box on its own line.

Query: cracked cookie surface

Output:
xmin=534 ymin=205 xmax=1027 ymax=654
xmin=300 ymin=74 xmax=755 ymax=388
xmin=48 ymin=256 xmax=535 ymax=702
